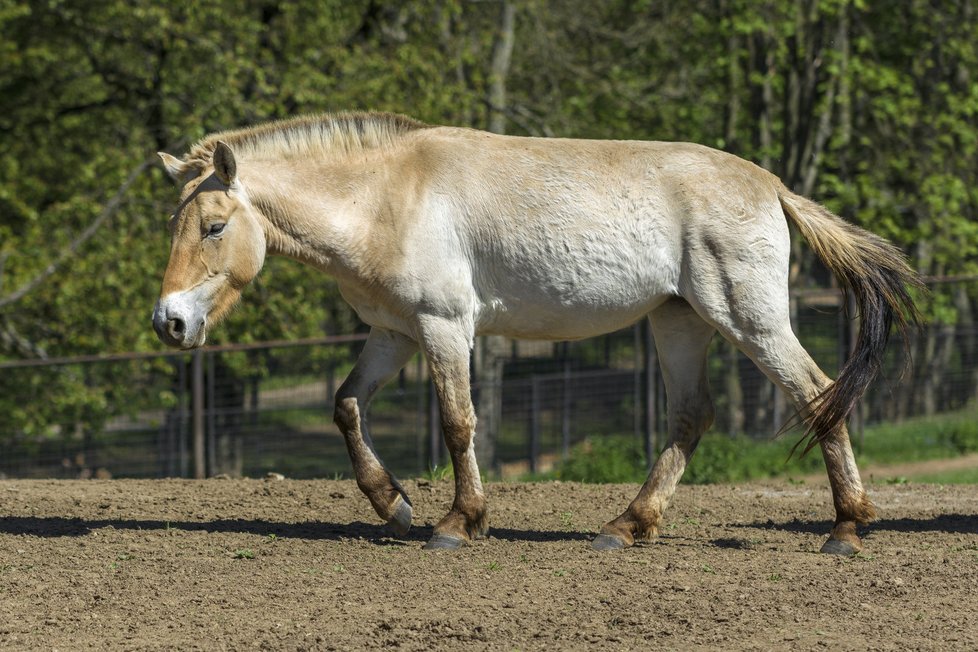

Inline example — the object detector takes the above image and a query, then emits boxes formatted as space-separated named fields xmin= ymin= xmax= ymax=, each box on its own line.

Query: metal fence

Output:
xmin=2 ymin=285 xmax=977 ymax=480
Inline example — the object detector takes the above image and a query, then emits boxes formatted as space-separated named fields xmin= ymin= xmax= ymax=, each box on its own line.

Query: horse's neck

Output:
xmin=244 ymin=162 xmax=362 ymax=272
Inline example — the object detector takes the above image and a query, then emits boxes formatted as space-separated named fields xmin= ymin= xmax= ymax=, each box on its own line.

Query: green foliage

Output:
xmin=552 ymin=407 xmax=978 ymax=485
xmin=857 ymin=410 xmax=978 ymax=464
xmin=552 ymin=434 xmax=825 ymax=485
xmin=553 ymin=436 xmax=648 ymax=484
xmin=911 ymin=468 xmax=978 ymax=485
xmin=682 ymin=434 xmax=825 ymax=484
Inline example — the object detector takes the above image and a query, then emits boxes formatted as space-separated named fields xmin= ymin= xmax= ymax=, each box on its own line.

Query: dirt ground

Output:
xmin=1 ymin=478 xmax=976 ymax=651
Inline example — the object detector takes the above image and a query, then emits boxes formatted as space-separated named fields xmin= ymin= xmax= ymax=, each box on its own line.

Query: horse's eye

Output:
xmin=207 ymin=223 xmax=226 ymax=237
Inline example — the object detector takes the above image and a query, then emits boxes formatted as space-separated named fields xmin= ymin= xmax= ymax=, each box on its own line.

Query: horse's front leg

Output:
xmin=333 ymin=328 xmax=418 ymax=536
xmin=418 ymin=316 xmax=488 ymax=550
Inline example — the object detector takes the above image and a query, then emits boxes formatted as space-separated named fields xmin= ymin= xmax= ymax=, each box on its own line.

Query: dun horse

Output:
xmin=154 ymin=112 xmax=921 ymax=554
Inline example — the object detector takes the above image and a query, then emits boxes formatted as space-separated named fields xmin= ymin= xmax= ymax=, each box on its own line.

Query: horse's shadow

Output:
xmin=0 ymin=516 xmax=592 ymax=544
xmin=729 ymin=513 xmax=978 ymax=536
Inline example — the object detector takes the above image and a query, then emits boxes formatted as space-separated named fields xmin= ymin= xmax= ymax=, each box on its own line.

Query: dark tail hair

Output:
xmin=778 ymin=188 xmax=925 ymax=455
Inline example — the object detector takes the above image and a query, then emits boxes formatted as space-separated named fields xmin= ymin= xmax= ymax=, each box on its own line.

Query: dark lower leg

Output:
xmin=819 ymin=430 xmax=875 ymax=555
xmin=331 ymin=329 xmax=417 ymax=535
xmin=427 ymin=413 xmax=488 ymax=546
xmin=334 ymin=397 xmax=411 ymax=531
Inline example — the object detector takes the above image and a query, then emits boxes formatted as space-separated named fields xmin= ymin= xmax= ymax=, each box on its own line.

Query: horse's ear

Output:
xmin=213 ymin=141 xmax=237 ymax=187
xmin=158 ymin=152 xmax=189 ymax=183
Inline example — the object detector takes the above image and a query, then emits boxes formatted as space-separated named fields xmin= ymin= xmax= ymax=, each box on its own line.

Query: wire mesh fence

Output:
xmin=2 ymin=284 xmax=976 ymax=480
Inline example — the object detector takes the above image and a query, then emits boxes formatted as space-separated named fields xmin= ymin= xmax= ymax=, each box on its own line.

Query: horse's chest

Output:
xmin=336 ymin=281 xmax=416 ymax=335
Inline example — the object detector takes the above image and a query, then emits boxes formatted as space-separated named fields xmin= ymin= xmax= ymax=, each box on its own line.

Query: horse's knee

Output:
xmin=699 ymin=394 xmax=716 ymax=433
xmin=440 ymin=408 xmax=477 ymax=450
xmin=333 ymin=396 xmax=360 ymax=432
xmin=672 ymin=392 xmax=714 ymax=451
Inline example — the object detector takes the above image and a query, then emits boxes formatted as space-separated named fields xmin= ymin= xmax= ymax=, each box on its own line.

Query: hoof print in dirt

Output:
xmin=819 ymin=539 xmax=860 ymax=556
xmin=423 ymin=534 xmax=465 ymax=550
xmin=591 ymin=534 xmax=627 ymax=551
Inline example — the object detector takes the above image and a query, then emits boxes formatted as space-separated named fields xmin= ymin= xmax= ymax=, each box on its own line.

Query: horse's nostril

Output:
xmin=167 ymin=318 xmax=186 ymax=339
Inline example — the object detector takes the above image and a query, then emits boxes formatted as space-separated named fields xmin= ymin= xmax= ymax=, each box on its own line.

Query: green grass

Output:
xmin=542 ymin=407 xmax=978 ymax=485
xmin=856 ymin=410 xmax=978 ymax=464
xmin=906 ymin=467 xmax=978 ymax=484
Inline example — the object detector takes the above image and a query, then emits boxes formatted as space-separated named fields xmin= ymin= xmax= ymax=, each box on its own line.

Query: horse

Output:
xmin=153 ymin=112 xmax=921 ymax=554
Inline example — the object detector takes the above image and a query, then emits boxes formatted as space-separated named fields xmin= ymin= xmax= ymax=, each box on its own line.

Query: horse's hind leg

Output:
xmin=688 ymin=279 xmax=874 ymax=554
xmin=334 ymin=327 xmax=419 ymax=536
xmin=593 ymin=297 xmax=716 ymax=550
xmin=722 ymin=323 xmax=873 ymax=554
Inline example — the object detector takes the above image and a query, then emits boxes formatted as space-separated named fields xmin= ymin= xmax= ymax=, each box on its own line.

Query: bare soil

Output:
xmin=1 ymin=478 xmax=976 ymax=651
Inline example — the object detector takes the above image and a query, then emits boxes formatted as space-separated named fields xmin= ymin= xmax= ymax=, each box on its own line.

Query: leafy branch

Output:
xmin=0 ymin=153 xmax=158 ymax=311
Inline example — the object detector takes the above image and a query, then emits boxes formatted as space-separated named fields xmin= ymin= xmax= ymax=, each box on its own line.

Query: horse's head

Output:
xmin=153 ymin=142 xmax=266 ymax=349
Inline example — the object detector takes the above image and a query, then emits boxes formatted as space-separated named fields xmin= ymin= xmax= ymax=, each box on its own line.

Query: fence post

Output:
xmin=633 ymin=324 xmax=642 ymax=441
xmin=561 ymin=350 xmax=571 ymax=460
xmin=428 ymin=379 xmax=441 ymax=470
xmin=206 ymin=352 xmax=217 ymax=476
xmin=416 ymin=355 xmax=426 ymax=475
xmin=847 ymin=293 xmax=865 ymax=450
xmin=643 ymin=320 xmax=658 ymax=470
xmin=191 ymin=349 xmax=206 ymax=479
xmin=529 ymin=376 xmax=541 ymax=474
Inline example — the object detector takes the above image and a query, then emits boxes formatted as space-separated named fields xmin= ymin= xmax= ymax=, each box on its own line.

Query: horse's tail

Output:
xmin=778 ymin=187 xmax=924 ymax=455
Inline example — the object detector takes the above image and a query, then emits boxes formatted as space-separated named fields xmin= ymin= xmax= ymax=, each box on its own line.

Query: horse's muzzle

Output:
xmin=153 ymin=296 xmax=205 ymax=349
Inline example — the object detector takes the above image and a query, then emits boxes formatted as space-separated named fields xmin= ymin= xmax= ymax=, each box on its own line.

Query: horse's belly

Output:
xmin=474 ymin=268 xmax=676 ymax=340
xmin=476 ymin=297 xmax=669 ymax=340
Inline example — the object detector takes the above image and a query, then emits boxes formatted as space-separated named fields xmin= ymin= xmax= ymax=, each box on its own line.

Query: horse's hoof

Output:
xmin=820 ymin=538 xmax=859 ymax=556
xmin=423 ymin=534 xmax=465 ymax=551
xmin=591 ymin=533 xmax=628 ymax=551
xmin=387 ymin=498 xmax=413 ymax=537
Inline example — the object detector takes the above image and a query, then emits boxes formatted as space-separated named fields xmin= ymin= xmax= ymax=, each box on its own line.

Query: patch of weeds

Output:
xmin=683 ymin=517 xmax=701 ymax=526
xmin=519 ymin=554 xmax=529 ymax=563
xmin=701 ymin=564 xmax=716 ymax=574
xmin=423 ymin=464 xmax=454 ymax=482
xmin=486 ymin=561 xmax=501 ymax=572
xmin=332 ymin=564 xmax=345 ymax=573
xmin=952 ymin=542 xmax=978 ymax=553
xmin=559 ymin=511 xmax=574 ymax=528
xmin=116 ymin=553 xmax=133 ymax=561
xmin=915 ymin=613 xmax=925 ymax=621
xmin=553 ymin=569 xmax=567 ymax=577
xmin=233 ymin=549 xmax=256 ymax=560
xmin=664 ymin=523 xmax=678 ymax=531
xmin=846 ymin=552 xmax=875 ymax=563
xmin=265 ymin=533 xmax=278 ymax=542
xmin=883 ymin=476 xmax=909 ymax=485
xmin=768 ymin=573 xmax=783 ymax=582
